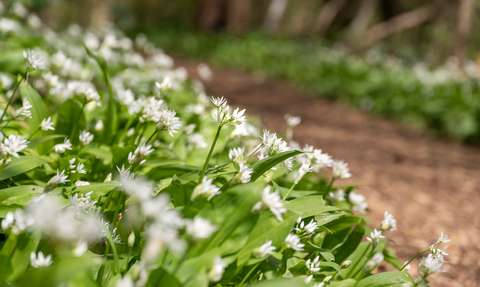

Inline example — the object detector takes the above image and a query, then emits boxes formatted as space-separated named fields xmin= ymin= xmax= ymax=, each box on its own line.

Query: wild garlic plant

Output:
xmin=0 ymin=4 xmax=450 ymax=287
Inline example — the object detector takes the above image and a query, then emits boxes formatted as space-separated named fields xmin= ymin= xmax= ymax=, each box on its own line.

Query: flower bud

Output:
xmin=128 ymin=232 xmax=135 ymax=247
xmin=341 ymin=260 xmax=352 ymax=269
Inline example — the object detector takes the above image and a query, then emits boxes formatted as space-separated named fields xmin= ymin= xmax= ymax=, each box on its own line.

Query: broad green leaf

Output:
xmin=146 ymin=268 xmax=181 ymax=287
xmin=330 ymin=279 xmax=356 ymax=287
xmin=160 ymin=176 xmax=200 ymax=208
xmin=250 ymin=150 xmax=303 ymax=181
xmin=303 ymin=242 xmax=335 ymax=262
xmin=28 ymin=135 xmax=65 ymax=149
xmin=0 ymin=231 xmax=41 ymax=281
xmin=284 ymin=195 xmax=337 ymax=217
xmin=58 ymin=182 xmax=120 ymax=199
xmin=354 ymin=271 xmax=415 ymax=287
xmin=252 ymin=277 xmax=309 ymax=286
xmin=326 ymin=221 xmax=365 ymax=264
xmin=340 ymin=239 xmax=386 ymax=280
xmin=0 ymin=185 xmax=42 ymax=206
xmin=19 ymin=84 xmax=48 ymax=131
xmin=111 ymin=145 xmax=136 ymax=168
xmin=147 ymin=164 xmax=199 ymax=180
xmin=189 ymin=183 xmax=263 ymax=258
xmin=85 ymin=46 xmax=117 ymax=145
xmin=315 ymin=211 xmax=350 ymax=226
xmin=237 ymin=211 xmax=298 ymax=266
xmin=13 ymin=255 xmax=102 ymax=287
xmin=55 ymin=99 xmax=86 ymax=146
xmin=79 ymin=145 xmax=113 ymax=165
xmin=0 ymin=156 xmax=49 ymax=181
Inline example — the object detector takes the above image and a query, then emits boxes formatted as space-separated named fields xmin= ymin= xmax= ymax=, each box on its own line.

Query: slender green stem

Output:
xmin=0 ymin=73 xmax=24 ymax=124
xmin=283 ymin=182 xmax=297 ymax=201
xmin=198 ymin=126 xmax=222 ymax=183
xmin=327 ymin=177 xmax=336 ymax=193
xmin=239 ymin=262 xmax=261 ymax=286
xmin=145 ymin=130 xmax=158 ymax=145
xmin=349 ymin=244 xmax=372 ymax=279
xmin=117 ymin=115 xmax=135 ymax=145
xmin=97 ymin=243 xmax=110 ymax=284
xmin=400 ymin=249 xmax=429 ymax=271
xmin=0 ymin=119 xmax=13 ymax=132
xmin=27 ymin=128 xmax=39 ymax=141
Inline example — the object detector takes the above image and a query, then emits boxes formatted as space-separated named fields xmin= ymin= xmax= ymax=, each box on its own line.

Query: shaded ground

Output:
xmin=174 ymin=57 xmax=480 ymax=286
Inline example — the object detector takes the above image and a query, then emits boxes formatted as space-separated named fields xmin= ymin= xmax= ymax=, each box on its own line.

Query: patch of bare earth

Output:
xmin=174 ymin=56 xmax=480 ymax=286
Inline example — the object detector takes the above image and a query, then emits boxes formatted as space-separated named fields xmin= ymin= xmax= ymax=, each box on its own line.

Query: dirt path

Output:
xmin=174 ymin=57 xmax=480 ymax=286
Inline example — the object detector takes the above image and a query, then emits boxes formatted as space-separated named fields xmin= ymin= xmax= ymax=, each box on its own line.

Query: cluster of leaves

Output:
xmin=148 ymin=27 xmax=480 ymax=143
xmin=0 ymin=4 xmax=446 ymax=287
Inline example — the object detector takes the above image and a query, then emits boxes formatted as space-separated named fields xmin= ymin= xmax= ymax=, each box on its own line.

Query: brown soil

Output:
xmin=174 ymin=56 xmax=480 ymax=287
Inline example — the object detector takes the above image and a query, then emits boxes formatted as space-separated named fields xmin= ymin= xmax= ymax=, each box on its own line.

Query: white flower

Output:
xmin=251 ymin=186 xmax=286 ymax=222
xmin=187 ymin=133 xmax=207 ymax=149
xmin=1 ymin=134 xmax=29 ymax=158
xmin=117 ymin=89 xmax=135 ymax=106
xmin=364 ymin=252 xmax=384 ymax=273
xmin=70 ymin=191 xmax=97 ymax=213
xmin=128 ymin=143 xmax=154 ymax=166
xmin=74 ymin=240 xmax=89 ymax=257
xmin=284 ymin=233 xmax=304 ymax=251
xmin=117 ymin=165 xmax=134 ymax=180
xmin=14 ymin=98 xmax=33 ymax=119
xmin=75 ymin=180 xmax=90 ymax=187
xmin=431 ymin=232 xmax=452 ymax=248
xmin=79 ymin=130 xmax=94 ymax=146
xmin=186 ymin=216 xmax=217 ymax=242
xmin=348 ymin=191 xmax=368 ymax=214
xmin=116 ymin=275 xmax=134 ymax=287
xmin=366 ymin=229 xmax=385 ymax=249
xmin=53 ymin=138 xmax=72 ymax=153
xmin=95 ymin=120 xmax=104 ymax=132
xmin=311 ymin=149 xmax=334 ymax=171
xmin=197 ymin=63 xmax=213 ymax=81
xmin=0 ymin=73 xmax=14 ymax=90
xmin=76 ymin=162 xmax=87 ymax=174
xmin=306 ymin=255 xmax=321 ymax=274
xmin=155 ymin=77 xmax=172 ymax=94
xmin=253 ymin=240 xmax=276 ymax=258
xmin=1 ymin=209 xmax=33 ymax=234
xmin=43 ymin=73 xmax=59 ymax=87
xmin=191 ymin=177 xmax=221 ymax=201
xmin=30 ymin=251 xmax=53 ymax=268
xmin=208 ymin=256 xmax=227 ymax=282
xmin=23 ymin=49 xmax=47 ymax=70
xmin=229 ymin=147 xmax=245 ymax=163
xmin=285 ymin=114 xmax=301 ymax=127
xmin=305 ymin=275 xmax=313 ymax=284
xmin=211 ymin=96 xmax=227 ymax=107
xmin=431 ymin=246 xmax=449 ymax=264
xmin=1 ymin=211 xmax=14 ymax=230
xmin=332 ymin=160 xmax=352 ymax=179
xmin=156 ymin=109 xmax=181 ymax=137
xmin=84 ymin=86 xmax=101 ymax=104
xmin=40 ymin=117 xmax=55 ymax=131
xmin=329 ymin=188 xmax=345 ymax=203
xmin=295 ymin=218 xmax=318 ymax=236
xmin=294 ymin=162 xmax=313 ymax=184
xmin=380 ymin=211 xmax=397 ymax=231
xmin=233 ymin=162 xmax=252 ymax=184
xmin=418 ymin=254 xmax=445 ymax=279
xmin=44 ymin=169 xmax=69 ymax=192
xmin=0 ymin=18 xmax=22 ymax=34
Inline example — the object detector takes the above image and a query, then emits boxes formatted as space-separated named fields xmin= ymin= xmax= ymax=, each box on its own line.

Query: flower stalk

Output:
xmin=198 ymin=126 xmax=222 ymax=183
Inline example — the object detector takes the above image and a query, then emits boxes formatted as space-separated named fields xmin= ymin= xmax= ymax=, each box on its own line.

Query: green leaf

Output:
xmin=19 ymin=84 xmax=48 ymax=131
xmin=237 ymin=211 xmax=298 ymax=266
xmin=0 ymin=185 xmax=43 ymax=206
xmin=252 ymin=277 xmax=308 ymax=286
xmin=250 ymin=150 xmax=303 ymax=181
xmin=58 ymin=182 xmax=120 ymax=199
xmin=161 ymin=176 xmax=199 ymax=208
xmin=284 ymin=195 xmax=337 ymax=217
xmin=147 ymin=164 xmax=199 ymax=180
xmin=79 ymin=145 xmax=113 ymax=165
xmin=0 ymin=231 xmax=41 ymax=281
xmin=189 ymin=183 xmax=263 ymax=258
xmin=146 ymin=268 xmax=181 ymax=287
xmin=383 ymin=247 xmax=403 ymax=270
xmin=330 ymin=279 xmax=357 ymax=287
xmin=55 ymin=99 xmax=86 ymax=146
xmin=85 ymin=46 xmax=117 ymax=145
xmin=28 ymin=135 xmax=65 ymax=149
xmin=354 ymin=271 xmax=415 ymax=287
xmin=0 ymin=156 xmax=49 ymax=181
xmin=13 ymin=255 xmax=102 ymax=287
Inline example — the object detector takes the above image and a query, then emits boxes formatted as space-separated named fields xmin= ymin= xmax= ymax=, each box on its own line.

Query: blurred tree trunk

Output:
xmin=89 ymin=0 xmax=114 ymax=29
xmin=346 ymin=0 xmax=379 ymax=45
xmin=363 ymin=5 xmax=435 ymax=47
xmin=196 ymin=0 xmax=250 ymax=33
xmin=263 ymin=0 xmax=289 ymax=33
xmin=314 ymin=0 xmax=346 ymax=34
xmin=226 ymin=0 xmax=251 ymax=33
xmin=453 ymin=0 xmax=474 ymax=65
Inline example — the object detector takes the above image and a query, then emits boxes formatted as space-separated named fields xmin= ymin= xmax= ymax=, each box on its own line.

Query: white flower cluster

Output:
xmin=211 ymin=97 xmax=246 ymax=127
xmin=251 ymin=186 xmax=286 ymax=222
